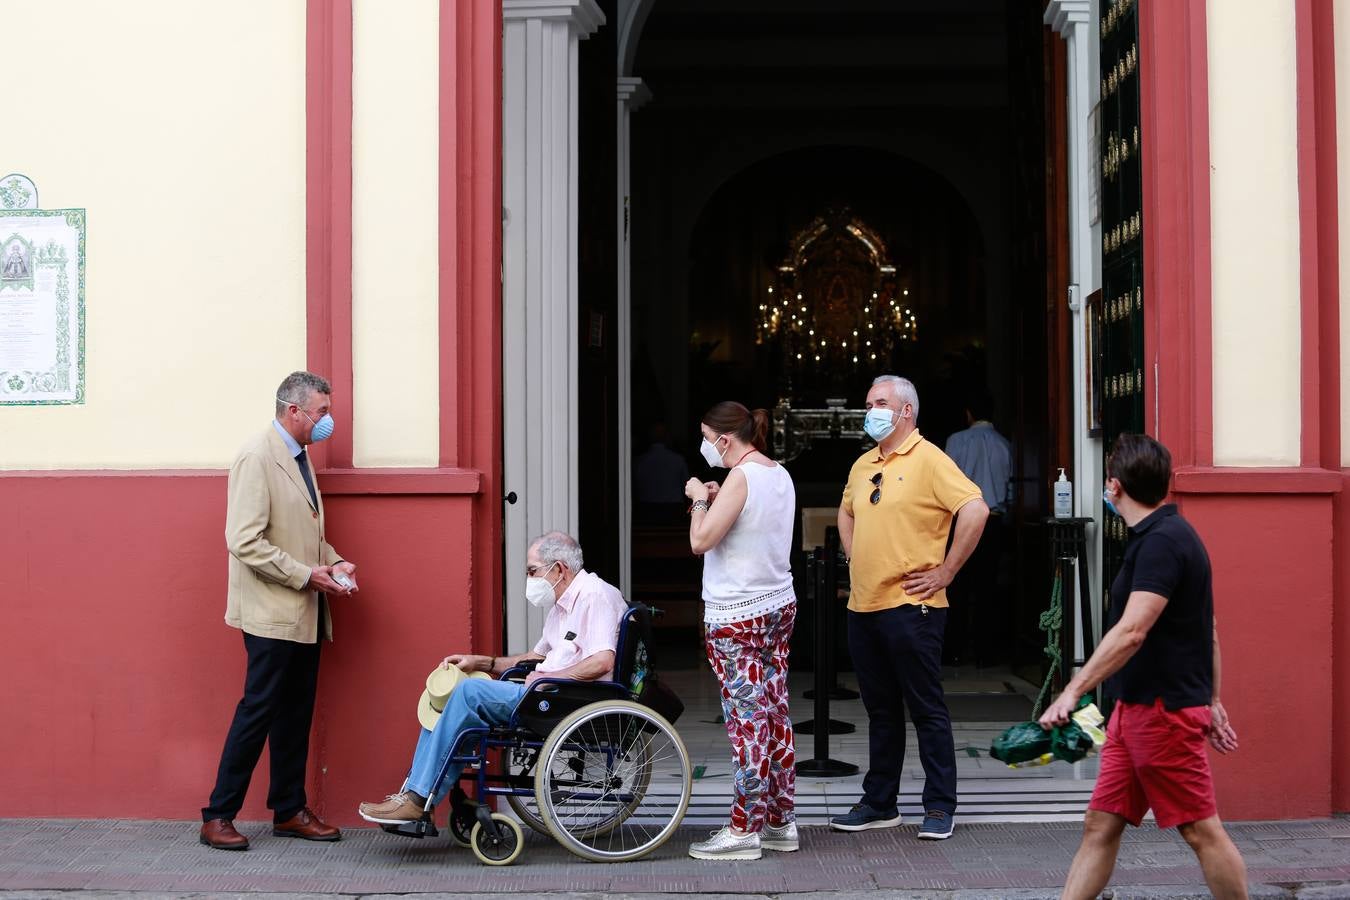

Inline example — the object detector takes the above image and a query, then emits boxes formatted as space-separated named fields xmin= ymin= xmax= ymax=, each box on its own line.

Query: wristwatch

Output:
xmin=690 ymin=499 xmax=710 ymax=514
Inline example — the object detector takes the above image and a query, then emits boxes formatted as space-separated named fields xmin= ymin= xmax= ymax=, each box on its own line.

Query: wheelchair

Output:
xmin=381 ymin=603 xmax=692 ymax=865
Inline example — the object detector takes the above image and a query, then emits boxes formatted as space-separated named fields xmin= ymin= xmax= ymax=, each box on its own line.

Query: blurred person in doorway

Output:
xmin=944 ymin=390 xmax=1012 ymax=666
xmin=634 ymin=421 xmax=690 ymax=523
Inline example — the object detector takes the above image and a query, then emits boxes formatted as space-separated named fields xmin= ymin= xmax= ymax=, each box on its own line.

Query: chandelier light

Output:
xmin=756 ymin=212 xmax=916 ymax=374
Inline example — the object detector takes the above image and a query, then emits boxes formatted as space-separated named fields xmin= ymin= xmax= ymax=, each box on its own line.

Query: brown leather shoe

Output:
xmin=273 ymin=807 xmax=341 ymax=841
xmin=200 ymin=818 xmax=249 ymax=851
xmin=358 ymin=792 xmax=428 ymax=824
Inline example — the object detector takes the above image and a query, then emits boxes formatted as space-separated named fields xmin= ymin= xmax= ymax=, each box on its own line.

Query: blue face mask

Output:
xmin=863 ymin=408 xmax=897 ymax=442
xmin=1102 ymin=487 xmax=1119 ymax=516
xmin=308 ymin=413 xmax=335 ymax=442
xmin=281 ymin=398 xmax=335 ymax=443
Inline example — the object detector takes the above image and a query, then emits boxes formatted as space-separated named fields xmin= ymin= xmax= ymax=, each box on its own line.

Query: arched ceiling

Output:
xmin=626 ymin=0 xmax=1011 ymax=112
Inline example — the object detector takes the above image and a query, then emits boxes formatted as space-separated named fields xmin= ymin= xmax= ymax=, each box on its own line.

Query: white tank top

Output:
xmin=701 ymin=461 xmax=797 ymax=625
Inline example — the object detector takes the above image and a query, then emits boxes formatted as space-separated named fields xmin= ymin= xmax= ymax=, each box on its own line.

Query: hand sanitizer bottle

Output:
xmin=1053 ymin=468 xmax=1073 ymax=518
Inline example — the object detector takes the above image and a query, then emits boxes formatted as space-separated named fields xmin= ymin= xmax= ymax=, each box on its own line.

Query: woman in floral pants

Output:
xmin=684 ymin=401 xmax=798 ymax=860
xmin=705 ymin=604 xmax=797 ymax=834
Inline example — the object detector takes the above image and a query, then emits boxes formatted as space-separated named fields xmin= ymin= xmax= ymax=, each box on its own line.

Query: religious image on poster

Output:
xmin=0 ymin=208 xmax=86 ymax=405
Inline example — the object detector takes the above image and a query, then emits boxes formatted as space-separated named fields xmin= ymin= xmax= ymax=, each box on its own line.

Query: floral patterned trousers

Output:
xmin=704 ymin=602 xmax=797 ymax=832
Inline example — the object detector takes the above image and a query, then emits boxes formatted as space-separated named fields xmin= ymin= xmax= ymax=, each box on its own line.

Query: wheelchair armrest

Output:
xmin=499 ymin=659 xmax=540 ymax=683
xmin=514 ymin=678 xmax=628 ymax=735
xmin=524 ymin=676 xmax=599 ymax=694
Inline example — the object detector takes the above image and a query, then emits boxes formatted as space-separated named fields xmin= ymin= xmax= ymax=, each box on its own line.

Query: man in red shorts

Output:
xmin=1040 ymin=434 xmax=1247 ymax=900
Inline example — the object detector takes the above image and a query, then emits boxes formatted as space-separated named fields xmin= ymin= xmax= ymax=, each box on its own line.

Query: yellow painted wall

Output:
xmin=351 ymin=0 xmax=441 ymax=467
xmin=1207 ymin=0 xmax=1302 ymax=466
xmin=0 ymin=0 xmax=307 ymax=469
xmin=1337 ymin=0 xmax=1350 ymax=467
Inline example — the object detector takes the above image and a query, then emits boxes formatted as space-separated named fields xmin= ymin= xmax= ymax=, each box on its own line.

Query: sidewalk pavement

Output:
xmin=1 ymin=817 xmax=1348 ymax=898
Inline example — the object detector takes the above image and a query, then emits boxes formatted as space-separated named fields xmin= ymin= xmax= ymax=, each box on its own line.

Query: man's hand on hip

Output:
xmin=901 ymin=564 xmax=952 ymax=600
xmin=308 ymin=565 xmax=352 ymax=596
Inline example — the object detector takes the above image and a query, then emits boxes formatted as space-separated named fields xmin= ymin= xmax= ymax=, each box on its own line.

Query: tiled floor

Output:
xmin=663 ymin=663 xmax=1098 ymax=826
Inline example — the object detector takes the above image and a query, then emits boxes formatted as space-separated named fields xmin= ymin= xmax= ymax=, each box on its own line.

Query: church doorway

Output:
xmin=613 ymin=0 xmax=1096 ymax=820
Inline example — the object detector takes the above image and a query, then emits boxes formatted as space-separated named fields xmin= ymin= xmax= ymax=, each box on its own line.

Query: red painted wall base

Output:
xmin=1333 ymin=474 xmax=1350 ymax=813
xmin=2 ymin=471 xmax=1346 ymax=822
xmin=0 ymin=473 xmax=485 ymax=825
xmin=1175 ymin=489 xmax=1336 ymax=821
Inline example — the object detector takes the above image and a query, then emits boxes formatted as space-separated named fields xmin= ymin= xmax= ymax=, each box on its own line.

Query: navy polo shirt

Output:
xmin=1104 ymin=504 xmax=1214 ymax=709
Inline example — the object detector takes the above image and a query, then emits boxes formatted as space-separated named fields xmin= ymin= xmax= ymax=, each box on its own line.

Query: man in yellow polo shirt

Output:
xmin=830 ymin=375 xmax=989 ymax=841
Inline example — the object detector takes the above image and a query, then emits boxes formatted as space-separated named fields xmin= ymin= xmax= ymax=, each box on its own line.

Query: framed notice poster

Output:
xmin=0 ymin=208 xmax=86 ymax=405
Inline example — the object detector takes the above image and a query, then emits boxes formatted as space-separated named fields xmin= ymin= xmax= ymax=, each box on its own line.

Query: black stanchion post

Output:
xmin=1076 ymin=527 xmax=1094 ymax=660
xmin=802 ymin=536 xmax=861 ymax=706
xmin=796 ymin=530 xmax=855 ymax=737
xmin=796 ymin=528 xmax=859 ymax=777
xmin=800 ymin=527 xmax=859 ymax=700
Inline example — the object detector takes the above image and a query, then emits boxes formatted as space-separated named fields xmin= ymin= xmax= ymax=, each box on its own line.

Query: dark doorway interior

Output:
xmin=577 ymin=0 xmax=620 ymax=583
xmin=618 ymin=2 xmax=1068 ymax=697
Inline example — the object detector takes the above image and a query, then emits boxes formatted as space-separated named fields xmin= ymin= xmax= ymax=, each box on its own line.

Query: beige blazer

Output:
xmin=224 ymin=425 xmax=343 ymax=643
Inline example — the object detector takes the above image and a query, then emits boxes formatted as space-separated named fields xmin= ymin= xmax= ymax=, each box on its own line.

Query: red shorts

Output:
xmin=1088 ymin=698 xmax=1217 ymax=829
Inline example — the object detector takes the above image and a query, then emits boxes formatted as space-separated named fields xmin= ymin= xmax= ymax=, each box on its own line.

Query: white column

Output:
xmin=1045 ymin=0 xmax=1102 ymax=654
xmin=615 ymin=76 xmax=650 ymax=604
xmin=502 ymin=0 xmax=605 ymax=650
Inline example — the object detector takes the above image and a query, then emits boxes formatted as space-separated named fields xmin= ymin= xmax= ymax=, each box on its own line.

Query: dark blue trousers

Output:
xmin=847 ymin=604 xmax=957 ymax=815
xmin=202 ymin=631 xmax=321 ymax=823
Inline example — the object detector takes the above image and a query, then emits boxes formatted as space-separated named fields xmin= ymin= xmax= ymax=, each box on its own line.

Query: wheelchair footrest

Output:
xmin=380 ymin=818 xmax=439 ymax=839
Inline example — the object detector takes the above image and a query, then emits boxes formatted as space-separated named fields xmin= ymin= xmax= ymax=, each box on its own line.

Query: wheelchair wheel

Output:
xmin=505 ymin=792 xmax=548 ymax=836
xmin=535 ymin=699 xmax=691 ymax=862
xmin=513 ymin=738 xmax=652 ymax=840
xmin=470 ymin=813 xmax=524 ymax=866
xmin=509 ymin=741 xmax=643 ymax=836
xmin=448 ymin=803 xmax=475 ymax=848
xmin=579 ymin=731 xmax=652 ymax=837
xmin=505 ymin=747 xmax=550 ymax=835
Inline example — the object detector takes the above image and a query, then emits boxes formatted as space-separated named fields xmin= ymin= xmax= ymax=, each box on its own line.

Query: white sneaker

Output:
xmin=761 ymin=821 xmax=799 ymax=852
xmin=688 ymin=825 xmax=762 ymax=860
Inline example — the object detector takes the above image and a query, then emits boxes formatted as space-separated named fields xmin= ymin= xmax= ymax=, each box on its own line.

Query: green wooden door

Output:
xmin=1098 ymin=1 xmax=1144 ymax=602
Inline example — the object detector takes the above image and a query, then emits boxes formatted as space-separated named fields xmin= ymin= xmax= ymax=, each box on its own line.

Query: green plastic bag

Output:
xmin=989 ymin=698 xmax=1107 ymax=769
xmin=989 ymin=721 xmax=1053 ymax=766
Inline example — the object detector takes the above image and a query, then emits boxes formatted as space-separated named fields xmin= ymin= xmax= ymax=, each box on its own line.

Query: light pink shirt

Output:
xmin=533 ymin=569 xmax=627 ymax=680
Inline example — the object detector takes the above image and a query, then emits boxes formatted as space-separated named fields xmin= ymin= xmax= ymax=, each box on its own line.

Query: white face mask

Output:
xmin=699 ymin=436 xmax=727 ymax=468
xmin=863 ymin=407 xmax=897 ymax=442
xmin=525 ymin=563 xmax=562 ymax=609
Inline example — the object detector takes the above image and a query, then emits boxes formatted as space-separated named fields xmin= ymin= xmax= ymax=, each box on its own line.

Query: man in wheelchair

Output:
xmin=358 ymin=531 xmax=627 ymax=826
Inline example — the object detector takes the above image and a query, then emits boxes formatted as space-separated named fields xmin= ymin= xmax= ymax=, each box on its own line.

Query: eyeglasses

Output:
xmin=869 ymin=471 xmax=884 ymax=505
xmin=526 ymin=561 xmax=558 ymax=578
xmin=277 ymin=397 xmax=330 ymax=420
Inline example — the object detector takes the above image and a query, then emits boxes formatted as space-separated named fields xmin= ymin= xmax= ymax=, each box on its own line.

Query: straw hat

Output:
xmin=417 ymin=664 xmax=492 ymax=731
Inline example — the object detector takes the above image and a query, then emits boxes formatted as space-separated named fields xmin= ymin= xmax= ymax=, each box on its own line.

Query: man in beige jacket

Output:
xmin=200 ymin=371 xmax=359 ymax=851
